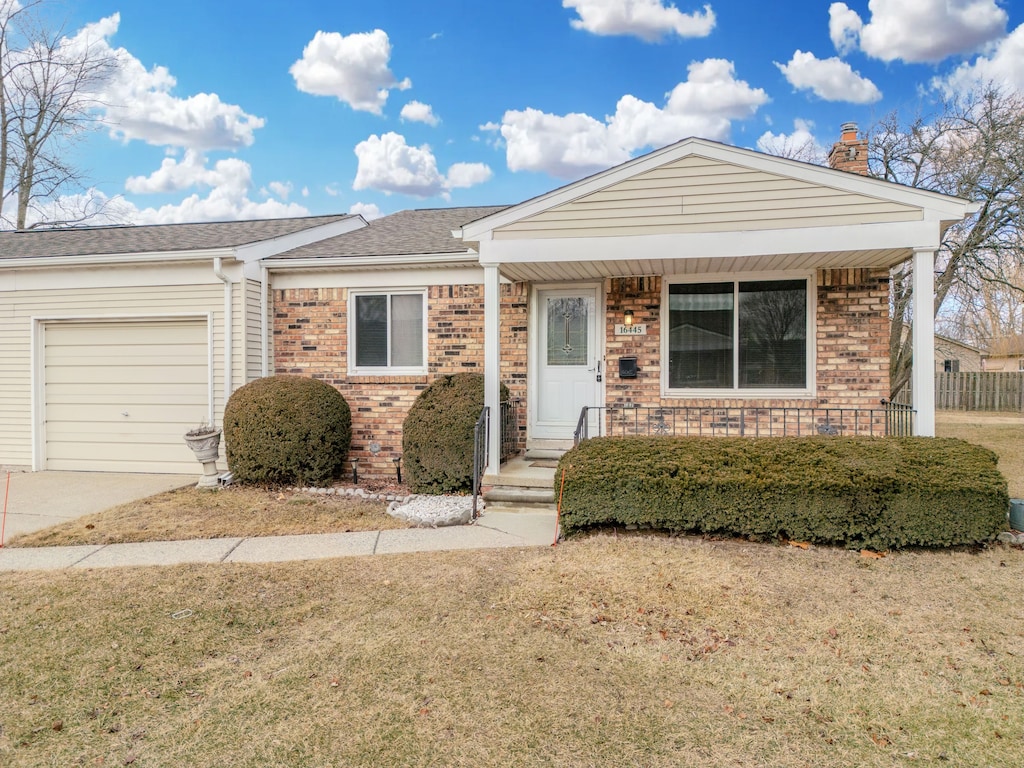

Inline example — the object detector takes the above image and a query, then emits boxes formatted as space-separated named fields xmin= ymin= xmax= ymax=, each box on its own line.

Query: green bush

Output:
xmin=223 ymin=376 xmax=351 ymax=486
xmin=402 ymin=373 xmax=509 ymax=494
xmin=557 ymin=436 xmax=1009 ymax=550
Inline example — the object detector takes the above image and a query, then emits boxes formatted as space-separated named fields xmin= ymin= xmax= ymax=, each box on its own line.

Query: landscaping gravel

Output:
xmin=387 ymin=495 xmax=476 ymax=527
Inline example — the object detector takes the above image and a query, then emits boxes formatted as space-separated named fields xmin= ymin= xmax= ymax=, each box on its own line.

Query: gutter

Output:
xmin=213 ymin=257 xmax=232 ymax=421
xmin=260 ymin=251 xmax=481 ymax=271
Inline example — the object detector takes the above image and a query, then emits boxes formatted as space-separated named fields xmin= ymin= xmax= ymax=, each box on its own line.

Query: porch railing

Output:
xmin=471 ymin=406 xmax=490 ymax=519
xmin=574 ymin=401 xmax=916 ymax=444
xmin=500 ymin=397 xmax=523 ymax=460
xmin=472 ymin=399 xmax=523 ymax=517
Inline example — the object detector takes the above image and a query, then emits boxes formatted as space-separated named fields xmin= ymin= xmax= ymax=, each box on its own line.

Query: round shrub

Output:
xmin=402 ymin=373 xmax=508 ymax=494
xmin=223 ymin=376 xmax=351 ymax=486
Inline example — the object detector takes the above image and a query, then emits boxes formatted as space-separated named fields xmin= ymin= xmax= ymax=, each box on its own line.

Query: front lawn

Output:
xmin=936 ymin=410 xmax=1024 ymax=497
xmin=6 ymin=486 xmax=408 ymax=548
xmin=0 ymin=537 xmax=1021 ymax=767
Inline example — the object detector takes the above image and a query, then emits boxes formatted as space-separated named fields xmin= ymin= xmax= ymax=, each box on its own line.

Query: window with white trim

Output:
xmin=349 ymin=291 xmax=426 ymax=374
xmin=666 ymin=277 xmax=810 ymax=392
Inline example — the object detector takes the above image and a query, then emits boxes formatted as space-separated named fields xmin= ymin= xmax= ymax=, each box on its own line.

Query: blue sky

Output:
xmin=33 ymin=0 xmax=1024 ymax=224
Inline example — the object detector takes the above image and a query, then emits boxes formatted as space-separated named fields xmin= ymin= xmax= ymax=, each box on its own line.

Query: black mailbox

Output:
xmin=618 ymin=356 xmax=638 ymax=378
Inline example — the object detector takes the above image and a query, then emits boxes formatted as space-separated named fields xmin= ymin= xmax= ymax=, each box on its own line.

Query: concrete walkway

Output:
xmin=0 ymin=511 xmax=558 ymax=572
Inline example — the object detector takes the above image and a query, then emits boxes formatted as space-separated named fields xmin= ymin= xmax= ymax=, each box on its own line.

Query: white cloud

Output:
xmin=69 ymin=14 xmax=264 ymax=150
xmin=935 ymin=23 xmax=1024 ymax=95
xmin=828 ymin=0 xmax=1007 ymax=63
xmin=349 ymin=202 xmax=384 ymax=220
xmin=828 ymin=2 xmax=862 ymax=55
xmin=776 ymin=50 xmax=882 ymax=104
xmin=564 ymin=0 xmax=715 ymax=42
xmin=352 ymin=132 xmax=493 ymax=198
xmin=267 ymin=181 xmax=293 ymax=200
xmin=124 ymin=150 xmax=250 ymax=194
xmin=301 ymin=186 xmax=310 ymax=198
xmin=130 ymin=194 xmax=309 ymax=225
xmin=400 ymin=100 xmax=440 ymax=125
xmin=445 ymin=162 xmax=493 ymax=189
xmin=118 ymin=153 xmax=308 ymax=224
xmin=499 ymin=58 xmax=768 ymax=178
xmin=501 ymin=109 xmax=629 ymax=178
xmin=325 ymin=184 xmax=341 ymax=197
xmin=290 ymin=29 xmax=411 ymax=114
xmin=756 ymin=119 xmax=827 ymax=164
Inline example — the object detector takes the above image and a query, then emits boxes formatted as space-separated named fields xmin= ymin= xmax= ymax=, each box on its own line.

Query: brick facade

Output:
xmin=603 ymin=269 xmax=890 ymax=410
xmin=273 ymin=283 xmax=528 ymax=477
xmin=273 ymin=268 xmax=890 ymax=478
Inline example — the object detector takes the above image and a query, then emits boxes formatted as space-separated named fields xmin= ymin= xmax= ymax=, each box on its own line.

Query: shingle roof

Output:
xmin=274 ymin=206 xmax=510 ymax=259
xmin=0 ymin=214 xmax=353 ymax=260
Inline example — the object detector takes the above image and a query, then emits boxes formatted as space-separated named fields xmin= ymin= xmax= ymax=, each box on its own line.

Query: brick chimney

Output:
xmin=827 ymin=121 xmax=869 ymax=175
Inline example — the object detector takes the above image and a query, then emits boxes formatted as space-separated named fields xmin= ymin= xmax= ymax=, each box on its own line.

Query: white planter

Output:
xmin=184 ymin=429 xmax=222 ymax=488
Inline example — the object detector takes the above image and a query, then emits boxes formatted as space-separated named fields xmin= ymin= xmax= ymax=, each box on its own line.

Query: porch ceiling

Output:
xmin=496 ymin=247 xmax=910 ymax=283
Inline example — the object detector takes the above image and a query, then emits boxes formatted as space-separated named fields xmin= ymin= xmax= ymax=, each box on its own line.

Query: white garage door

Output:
xmin=44 ymin=319 xmax=210 ymax=473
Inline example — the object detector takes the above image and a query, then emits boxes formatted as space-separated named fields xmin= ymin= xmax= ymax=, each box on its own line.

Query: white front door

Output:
xmin=531 ymin=286 xmax=601 ymax=440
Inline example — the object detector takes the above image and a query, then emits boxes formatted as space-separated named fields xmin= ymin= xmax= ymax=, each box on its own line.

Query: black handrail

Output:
xmin=471 ymin=406 xmax=489 ymax=518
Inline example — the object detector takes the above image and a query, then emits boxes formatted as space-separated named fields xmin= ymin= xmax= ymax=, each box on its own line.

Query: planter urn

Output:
xmin=184 ymin=428 xmax=222 ymax=488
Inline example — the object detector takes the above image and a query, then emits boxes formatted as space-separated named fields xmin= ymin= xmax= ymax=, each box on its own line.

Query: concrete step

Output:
xmin=483 ymin=486 xmax=556 ymax=506
xmin=485 ymin=500 xmax=558 ymax=514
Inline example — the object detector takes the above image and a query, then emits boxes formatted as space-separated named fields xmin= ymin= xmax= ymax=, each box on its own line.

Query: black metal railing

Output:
xmin=881 ymin=399 xmax=915 ymax=436
xmin=501 ymin=397 xmax=523 ymax=460
xmin=471 ymin=405 xmax=490 ymax=518
xmin=574 ymin=402 xmax=917 ymax=444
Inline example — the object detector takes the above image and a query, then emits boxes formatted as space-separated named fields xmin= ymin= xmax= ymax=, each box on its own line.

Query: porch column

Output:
xmin=483 ymin=263 xmax=502 ymax=475
xmin=912 ymin=247 xmax=936 ymax=436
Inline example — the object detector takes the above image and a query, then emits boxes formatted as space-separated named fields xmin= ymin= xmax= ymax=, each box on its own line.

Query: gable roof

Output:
xmin=461 ymin=137 xmax=976 ymax=241
xmin=0 ymin=214 xmax=355 ymax=261
xmin=274 ymin=206 xmax=509 ymax=260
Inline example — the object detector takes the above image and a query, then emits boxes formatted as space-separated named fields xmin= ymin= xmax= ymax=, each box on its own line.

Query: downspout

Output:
xmin=213 ymin=257 xmax=232 ymax=422
xmin=260 ymin=264 xmax=269 ymax=377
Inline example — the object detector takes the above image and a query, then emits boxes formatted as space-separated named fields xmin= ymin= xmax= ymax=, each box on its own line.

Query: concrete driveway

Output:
xmin=1 ymin=471 xmax=195 ymax=543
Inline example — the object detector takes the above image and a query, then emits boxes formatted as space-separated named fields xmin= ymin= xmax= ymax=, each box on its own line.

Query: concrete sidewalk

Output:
xmin=0 ymin=511 xmax=559 ymax=572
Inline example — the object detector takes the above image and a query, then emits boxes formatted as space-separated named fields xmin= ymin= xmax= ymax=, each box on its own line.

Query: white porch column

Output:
xmin=912 ymin=248 xmax=936 ymax=436
xmin=483 ymin=263 xmax=502 ymax=475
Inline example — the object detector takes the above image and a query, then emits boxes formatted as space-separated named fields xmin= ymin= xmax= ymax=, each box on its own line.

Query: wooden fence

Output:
xmin=933 ymin=371 xmax=1024 ymax=411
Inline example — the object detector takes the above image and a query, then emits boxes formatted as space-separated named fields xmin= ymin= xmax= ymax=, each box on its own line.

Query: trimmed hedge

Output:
xmin=402 ymin=373 xmax=508 ymax=494
xmin=557 ymin=436 xmax=1009 ymax=549
xmin=224 ymin=376 xmax=351 ymax=486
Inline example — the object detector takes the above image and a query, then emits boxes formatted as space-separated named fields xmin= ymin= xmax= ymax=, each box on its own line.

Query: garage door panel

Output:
xmin=45 ymin=364 xmax=210 ymax=385
xmin=46 ymin=404 xmax=208 ymax=424
xmin=45 ymin=383 xmax=208 ymax=402
xmin=44 ymin=319 xmax=211 ymax=473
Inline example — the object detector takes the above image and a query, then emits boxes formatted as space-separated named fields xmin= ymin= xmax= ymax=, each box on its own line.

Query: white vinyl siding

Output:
xmin=0 ymin=268 xmax=241 ymax=471
xmin=495 ymin=155 xmax=922 ymax=240
xmin=44 ymin=320 xmax=209 ymax=473
xmin=244 ymin=278 xmax=265 ymax=382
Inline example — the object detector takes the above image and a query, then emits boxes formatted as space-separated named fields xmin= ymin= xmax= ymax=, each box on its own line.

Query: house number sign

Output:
xmin=615 ymin=323 xmax=647 ymax=336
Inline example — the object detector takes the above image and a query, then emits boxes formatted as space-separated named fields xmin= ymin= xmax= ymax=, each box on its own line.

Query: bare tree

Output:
xmin=869 ymin=85 xmax=1024 ymax=397
xmin=1 ymin=0 xmax=115 ymax=229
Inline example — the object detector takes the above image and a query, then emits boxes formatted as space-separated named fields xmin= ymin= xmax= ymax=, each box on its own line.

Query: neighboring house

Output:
xmin=983 ymin=335 xmax=1024 ymax=372
xmin=934 ymin=335 xmax=985 ymax=373
xmin=0 ymin=215 xmax=362 ymax=472
xmin=0 ymin=128 xmax=976 ymax=477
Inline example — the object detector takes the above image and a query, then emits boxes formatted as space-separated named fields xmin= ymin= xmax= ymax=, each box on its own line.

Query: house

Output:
xmin=0 ymin=127 xmax=977 ymax=478
xmin=0 ymin=215 xmax=363 ymax=473
xmin=983 ymin=335 xmax=1024 ymax=372
xmin=934 ymin=335 xmax=985 ymax=373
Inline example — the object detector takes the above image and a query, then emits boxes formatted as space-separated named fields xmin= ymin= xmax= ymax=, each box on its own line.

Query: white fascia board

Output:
xmin=480 ymin=220 xmax=941 ymax=266
xmin=0 ymin=247 xmax=235 ymax=270
xmin=233 ymin=216 xmax=367 ymax=263
xmin=261 ymin=251 xmax=480 ymax=271
xmin=461 ymin=138 xmax=975 ymax=240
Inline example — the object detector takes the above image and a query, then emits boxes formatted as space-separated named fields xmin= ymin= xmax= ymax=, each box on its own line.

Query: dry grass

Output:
xmin=936 ymin=410 xmax=1024 ymax=497
xmin=0 ymin=536 xmax=1022 ymax=767
xmin=6 ymin=486 xmax=407 ymax=548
